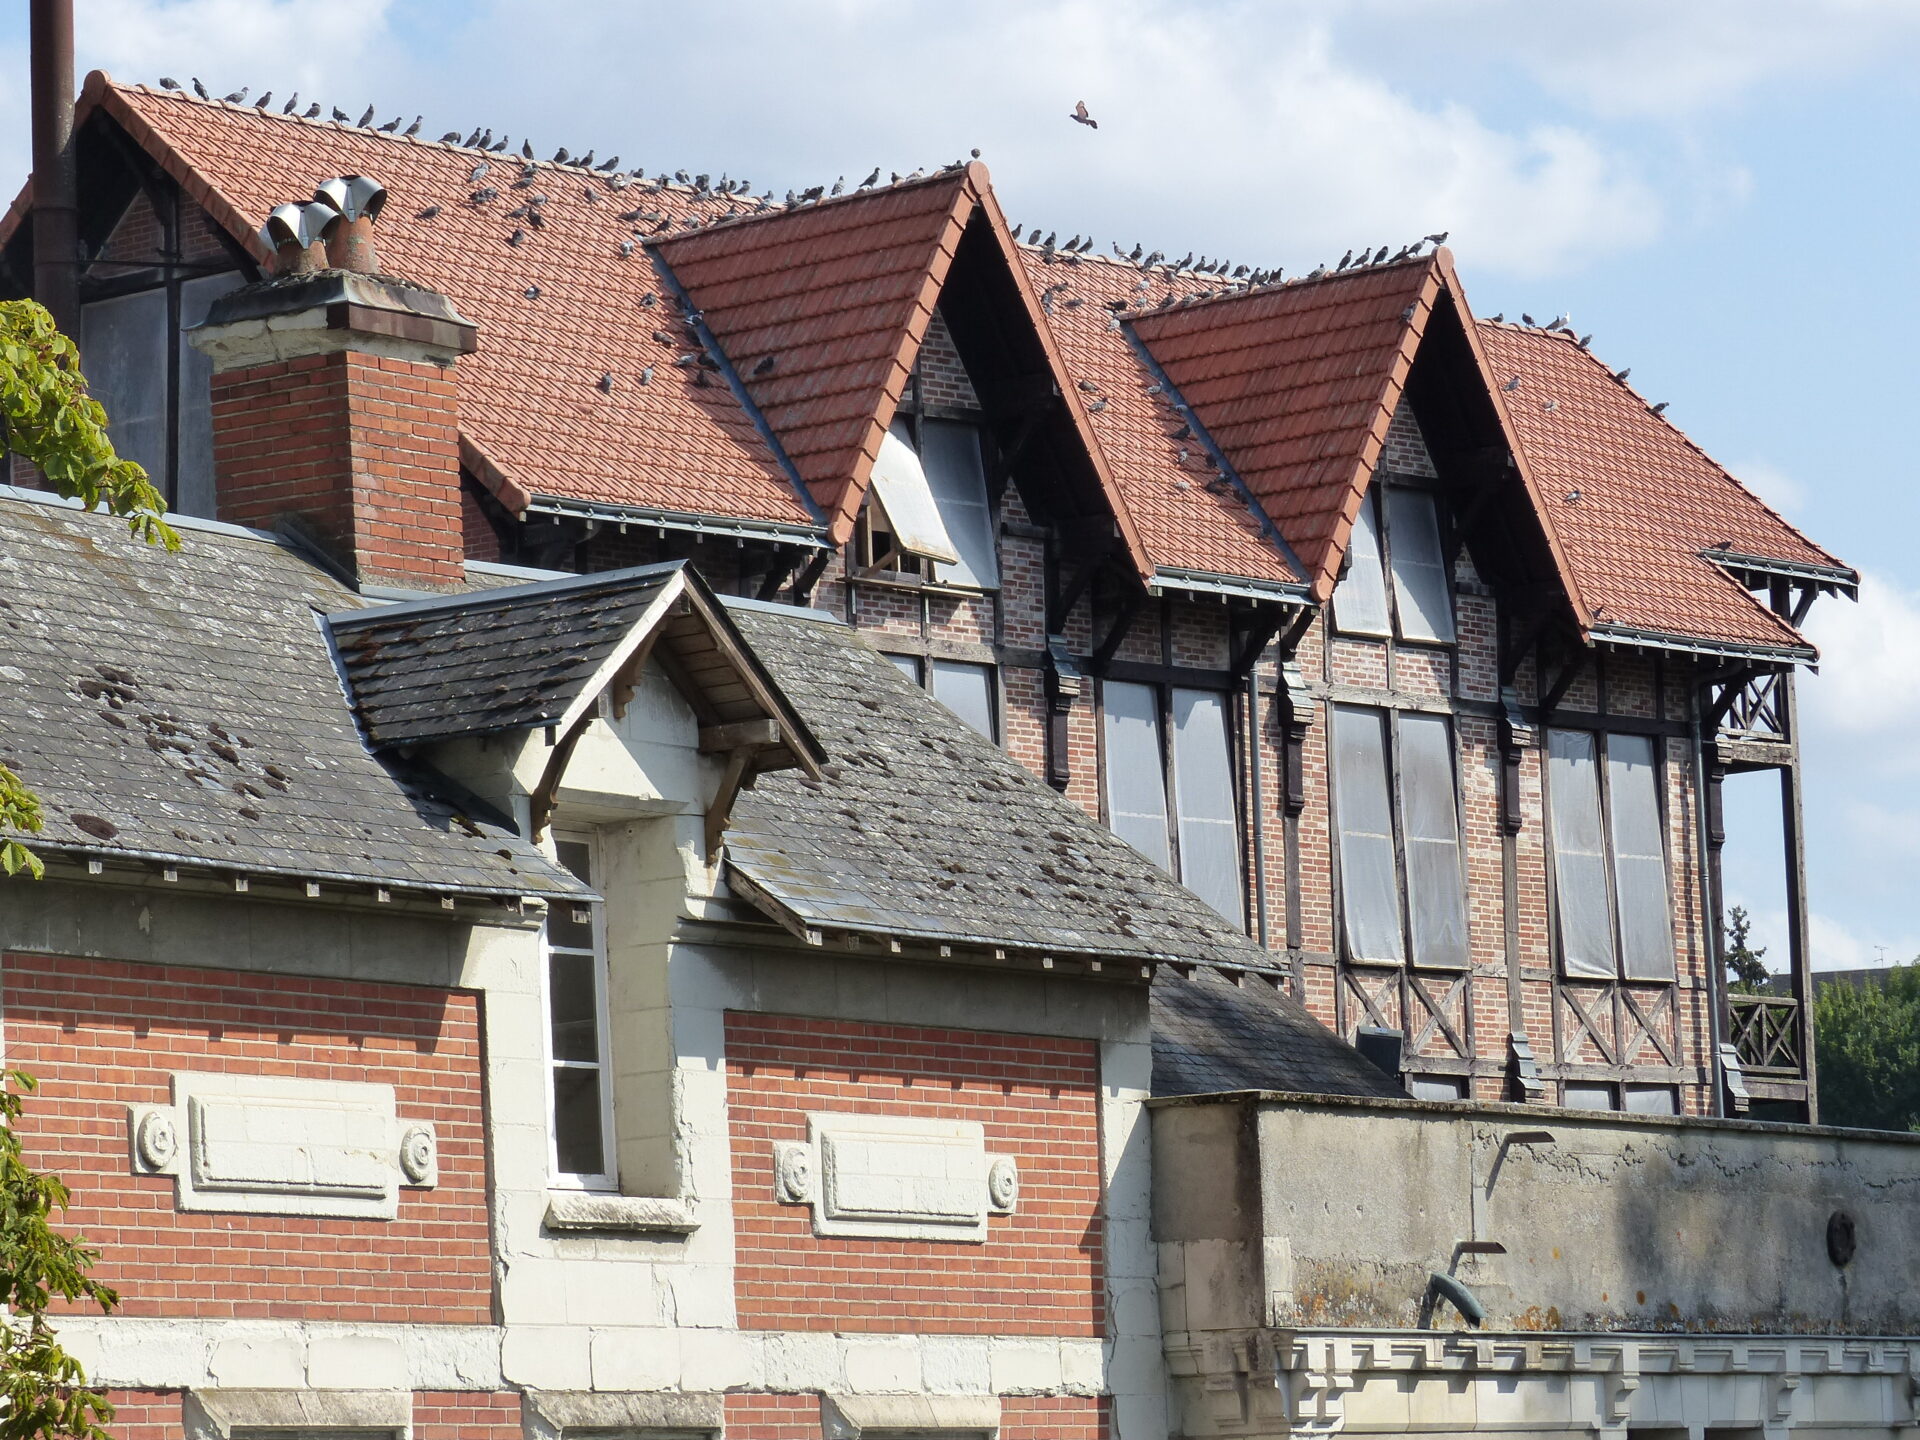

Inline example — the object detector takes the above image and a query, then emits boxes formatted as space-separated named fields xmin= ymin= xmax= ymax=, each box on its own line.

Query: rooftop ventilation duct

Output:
xmin=260 ymin=201 xmax=342 ymax=276
xmin=311 ymin=176 xmax=388 ymax=274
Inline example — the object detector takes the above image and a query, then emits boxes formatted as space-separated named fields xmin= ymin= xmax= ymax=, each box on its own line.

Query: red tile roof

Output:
xmin=1015 ymin=250 xmax=1304 ymax=590
xmin=656 ymin=172 xmax=974 ymax=533
xmin=1128 ymin=258 xmax=1441 ymax=600
xmin=49 ymin=75 xmax=821 ymax=531
xmin=1479 ymin=321 xmax=1847 ymax=655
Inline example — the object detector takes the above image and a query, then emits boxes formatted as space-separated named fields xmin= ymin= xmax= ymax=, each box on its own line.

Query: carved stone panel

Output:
xmin=772 ymin=1112 xmax=1016 ymax=1242
xmin=129 ymin=1072 xmax=436 ymax=1219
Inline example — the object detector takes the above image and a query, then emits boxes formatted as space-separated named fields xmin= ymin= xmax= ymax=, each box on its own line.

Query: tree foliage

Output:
xmin=1814 ymin=963 xmax=1920 ymax=1133
xmin=0 ymin=298 xmax=177 ymax=880
xmin=1724 ymin=905 xmax=1771 ymax=993
xmin=0 ymin=1071 xmax=117 ymax=1440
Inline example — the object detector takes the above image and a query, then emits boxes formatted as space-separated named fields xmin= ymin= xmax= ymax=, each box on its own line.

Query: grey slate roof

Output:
xmin=0 ymin=491 xmax=580 ymax=898
xmin=722 ymin=601 xmax=1281 ymax=970
xmin=329 ymin=564 xmax=681 ymax=749
xmin=1151 ymin=965 xmax=1406 ymax=1099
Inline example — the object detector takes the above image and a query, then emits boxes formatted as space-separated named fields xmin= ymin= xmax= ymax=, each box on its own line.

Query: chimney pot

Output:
xmin=313 ymin=176 xmax=387 ymax=273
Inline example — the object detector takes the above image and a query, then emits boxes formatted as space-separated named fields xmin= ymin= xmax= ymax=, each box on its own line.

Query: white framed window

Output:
xmin=1545 ymin=730 xmax=1676 ymax=981
xmin=1101 ymin=680 xmax=1244 ymax=922
xmin=1333 ymin=485 xmax=1455 ymax=643
xmin=1330 ymin=705 xmax=1470 ymax=968
xmin=546 ymin=833 xmax=616 ymax=1188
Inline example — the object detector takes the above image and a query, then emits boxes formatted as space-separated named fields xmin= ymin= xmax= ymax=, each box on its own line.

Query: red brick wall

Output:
xmin=97 ymin=1391 xmax=180 ymax=1440
xmin=3 ymin=954 xmax=491 ymax=1323
xmin=726 ymin=1013 xmax=1103 ymax=1335
xmin=211 ymin=350 xmax=465 ymax=589
xmin=721 ymin=1393 xmax=1105 ymax=1440
xmin=415 ymin=1391 xmax=523 ymax=1440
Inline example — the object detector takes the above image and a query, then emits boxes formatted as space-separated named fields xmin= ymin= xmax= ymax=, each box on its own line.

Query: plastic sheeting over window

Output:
xmin=1399 ymin=713 xmax=1470 ymax=968
xmin=1386 ymin=487 xmax=1455 ymax=643
xmin=1102 ymin=680 xmax=1171 ymax=870
xmin=1547 ymin=730 xmax=1617 ymax=979
xmin=868 ymin=425 xmax=961 ymax=565
xmin=1171 ymin=688 xmax=1241 ymax=921
xmin=80 ymin=289 xmax=168 ymax=484
xmin=176 ymin=272 xmax=244 ymax=519
xmin=1608 ymin=734 xmax=1675 ymax=980
xmin=931 ymin=658 xmax=996 ymax=742
xmin=1333 ymin=492 xmax=1391 ymax=636
xmin=920 ymin=419 xmax=998 ymax=589
xmin=1332 ymin=706 xmax=1405 ymax=963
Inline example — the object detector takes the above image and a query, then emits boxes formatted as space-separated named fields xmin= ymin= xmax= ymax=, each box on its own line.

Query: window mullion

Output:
xmin=1595 ymin=734 xmax=1626 ymax=979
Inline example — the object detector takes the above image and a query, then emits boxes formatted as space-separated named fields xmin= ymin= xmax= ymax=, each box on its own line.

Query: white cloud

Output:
xmin=1724 ymin=459 xmax=1805 ymax=515
xmin=1801 ymin=574 xmax=1920 ymax=743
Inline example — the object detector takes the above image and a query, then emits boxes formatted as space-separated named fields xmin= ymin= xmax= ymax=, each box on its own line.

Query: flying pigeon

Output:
xmin=1070 ymin=100 xmax=1097 ymax=128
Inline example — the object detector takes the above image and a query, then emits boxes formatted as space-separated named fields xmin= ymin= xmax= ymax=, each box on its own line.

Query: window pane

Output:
xmin=1385 ymin=487 xmax=1455 ymax=642
xmin=1407 ymin=1074 xmax=1468 ymax=1101
xmin=1102 ymin=680 xmax=1170 ymax=869
xmin=1563 ymin=1081 xmax=1619 ymax=1110
xmin=885 ymin=652 xmax=924 ymax=684
xmin=177 ymin=272 xmax=243 ymax=519
xmin=870 ymin=423 xmax=960 ymax=564
xmin=1332 ymin=491 xmax=1391 ymax=636
xmin=548 ymin=950 xmax=601 ymax=1061
xmin=1399 ymin=713 xmax=1470 ymax=968
xmin=1607 ymin=734 xmax=1675 ymax=981
xmin=1624 ymin=1083 xmax=1679 ymax=1115
xmin=552 ymin=1066 xmax=606 ymax=1177
xmin=931 ymin=658 xmax=996 ymax=741
xmin=555 ymin=840 xmax=593 ymax=885
xmin=1171 ymin=688 xmax=1241 ymax=922
xmin=1332 ymin=706 xmax=1405 ymax=963
xmin=921 ymin=420 xmax=998 ymax=589
xmin=1547 ymin=730 xmax=1615 ymax=977
xmin=80 ymin=290 xmax=169 ymax=484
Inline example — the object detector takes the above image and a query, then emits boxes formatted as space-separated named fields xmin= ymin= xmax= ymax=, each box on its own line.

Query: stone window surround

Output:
xmin=522 ymin=1391 xmax=724 ymax=1439
xmin=186 ymin=1390 xmax=411 ymax=1440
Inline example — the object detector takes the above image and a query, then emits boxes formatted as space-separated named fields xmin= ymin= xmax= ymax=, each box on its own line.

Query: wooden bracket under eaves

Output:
xmin=700 ymin=718 xmax=781 ymax=858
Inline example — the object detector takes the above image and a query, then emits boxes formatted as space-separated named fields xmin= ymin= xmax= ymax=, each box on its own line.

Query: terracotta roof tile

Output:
xmin=78 ymin=77 xmax=820 ymax=531
xmin=1014 ymin=250 xmax=1305 ymax=589
xmin=656 ymin=174 xmax=973 ymax=533
xmin=1479 ymin=321 xmax=1846 ymax=655
xmin=1129 ymin=258 xmax=1439 ymax=599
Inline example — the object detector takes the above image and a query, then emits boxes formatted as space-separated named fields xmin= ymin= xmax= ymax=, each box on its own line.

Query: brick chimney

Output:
xmin=187 ymin=178 xmax=478 ymax=592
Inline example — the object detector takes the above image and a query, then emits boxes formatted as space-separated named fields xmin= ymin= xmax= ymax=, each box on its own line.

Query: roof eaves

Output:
xmin=1587 ymin=622 xmax=1817 ymax=666
xmin=1704 ymin=549 xmax=1859 ymax=597
xmin=1119 ymin=321 xmax=1311 ymax=586
xmin=1151 ymin=567 xmax=1312 ymax=605
xmin=523 ymin=494 xmax=828 ymax=548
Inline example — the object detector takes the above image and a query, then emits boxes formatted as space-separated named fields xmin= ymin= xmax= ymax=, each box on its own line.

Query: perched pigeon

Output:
xmin=751 ymin=355 xmax=777 ymax=376
xmin=222 ymin=87 xmax=248 ymax=104
xmin=468 ymin=161 xmax=490 ymax=183
xmin=859 ymin=167 xmax=880 ymax=188
xmin=439 ymin=130 xmax=463 ymax=143
xmin=637 ymin=365 xmax=654 ymax=386
xmin=524 ymin=284 xmax=541 ymax=301
xmin=377 ymin=115 xmax=401 ymax=132
xmin=283 ymin=92 xmax=300 ymax=114
xmin=551 ymin=146 xmax=571 ymax=164
xmin=332 ymin=106 xmax=351 ymax=122
xmin=597 ymin=372 xmax=615 ymax=393
xmin=403 ymin=116 xmax=423 ymax=137
xmin=416 ymin=205 xmax=442 ymax=220
xmin=192 ymin=78 xmax=210 ymax=99
xmin=1650 ymin=401 xmax=1669 ymax=415
xmin=598 ymin=155 xmax=621 ymax=171
xmin=357 ymin=105 xmax=376 ymax=127
xmin=469 ymin=186 xmax=498 ymax=205
xmin=522 ymin=140 xmax=536 ymax=159
xmin=255 ymin=91 xmax=272 ymax=109
xmin=1503 ymin=375 xmax=1521 ymax=392
xmin=158 ymin=77 xmax=182 ymax=90
xmin=1070 ymin=100 xmax=1097 ymax=128
xmin=302 ymin=103 xmax=320 ymax=118
xmin=506 ymin=228 xmax=526 ymax=246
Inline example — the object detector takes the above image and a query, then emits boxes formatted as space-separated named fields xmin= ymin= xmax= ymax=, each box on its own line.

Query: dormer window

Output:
xmin=855 ymin=420 xmax=998 ymax=590
xmin=1332 ymin=483 xmax=1455 ymax=643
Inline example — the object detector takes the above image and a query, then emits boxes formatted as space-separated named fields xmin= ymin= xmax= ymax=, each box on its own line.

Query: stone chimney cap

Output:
xmin=313 ymin=175 xmax=386 ymax=223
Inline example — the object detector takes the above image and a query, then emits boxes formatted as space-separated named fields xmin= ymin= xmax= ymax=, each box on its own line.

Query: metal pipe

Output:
xmin=1247 ymin=666 xmax=1268 ymax=948
xmin=1690 ymin=689 xmax=1727 ymax=1118
xmin=30 ymin=0 xmax=80 ymax=337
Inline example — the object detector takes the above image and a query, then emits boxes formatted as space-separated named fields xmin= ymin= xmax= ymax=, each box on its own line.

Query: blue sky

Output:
xmin=3 ymin=0 xmax=1916 ymax=969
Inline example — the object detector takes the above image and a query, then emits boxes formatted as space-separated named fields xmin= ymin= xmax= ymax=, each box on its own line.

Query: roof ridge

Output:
xmin=326 ymin=559 xmax=687 ymax=629
xmin=1126 ymin=253 xmax=1438 ymax=322
xmin=646 ymin=164 xmax=974 ymax=242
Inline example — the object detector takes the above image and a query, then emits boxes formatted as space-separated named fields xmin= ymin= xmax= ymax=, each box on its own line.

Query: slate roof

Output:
xmin=1151 ymin=964 xmax=1406 ymax=1099
xmin=722 ymin=602 xmax=1279 ymax=969
xmin=0 ymin=490 xmax=581 ymax=897
xmin=330 ymin=564 xmax=681 ymax=748
xmin=657 ymin=173 xmax=975 ymax=530
xmin=1480 ymin=321 xmax=1851 ymax=656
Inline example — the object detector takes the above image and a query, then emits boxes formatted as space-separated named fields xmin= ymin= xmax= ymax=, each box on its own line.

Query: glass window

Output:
xmin=1171 ymin=688 xmax=1241 ymax=921
xmin=1607 ymin=735 xmax=1675 ymax=981
xmin=930 ymin=658 xmax=996 ymax=741
xmin=80 ymin=289 xmax=169 ymax=485
xmin=920 ymin=419 xmax=998 ymax=589
xmin=1331 ymin=706 xmax=1405 ymax=963
xmin=1333 ymin=491 xmax=1391 ymax=636
xmin=1623 ymin=1083 xmax=1679 ymax=1116
xmin=1385 ymin=487 xmax=1455 ymax=643
xmin=1399 ymin=713 xmax=1470 ymax=969
xmin=1102 ymin=680 xmax=1171 ymax=870
xmin=885 ymin=652 xmax=924 ymax=684
xmin=1563 ymin=1080 xmax=1619 ymax=1110
xmin=548 ymin=836 xmax=614 ymax=1187
xmin=1407 ymin=1074 xmax=1469 ymax=1101
xmin=176 ymin=272 xmax=244 ymax=519
xmin=1546 ymin=730 xmax=1615 ymax=979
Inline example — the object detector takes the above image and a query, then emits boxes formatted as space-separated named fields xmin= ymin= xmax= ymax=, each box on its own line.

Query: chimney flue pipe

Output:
xmin=30 ymin=0 xmax=80 ymax=337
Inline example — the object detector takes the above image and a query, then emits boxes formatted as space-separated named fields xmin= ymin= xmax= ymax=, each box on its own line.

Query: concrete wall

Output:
xmin=1152 ymin=1092 xmax=1920 ymax=1338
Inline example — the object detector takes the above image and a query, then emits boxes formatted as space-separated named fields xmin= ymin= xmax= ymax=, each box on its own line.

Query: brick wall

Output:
xmin=726 ymin=1012 xmax=1103 ymax=1335
xmin=915 ymin=309 xmax=981 ymax=410
xmin=720 ymin=1392 xmax=1105 ymax=1440
xmin=3 ymin=954 xmax=491 ymax=1323
xmin=414 ymin=1391 xmax=523 ymax=1440
xmin=211 ymin=351 xmax=465 ymax=589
